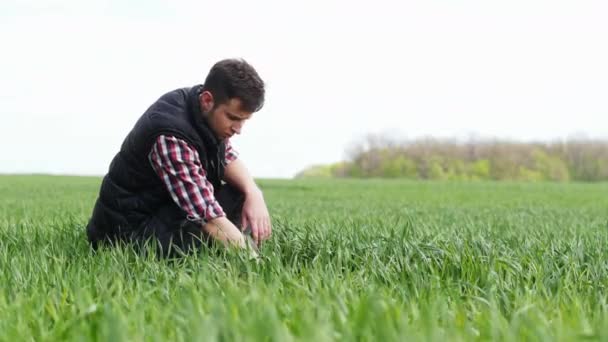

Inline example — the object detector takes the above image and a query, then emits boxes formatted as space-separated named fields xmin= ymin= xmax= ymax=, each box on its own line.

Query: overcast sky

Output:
xmin=1 ymin=0 xmax=607 ymax=178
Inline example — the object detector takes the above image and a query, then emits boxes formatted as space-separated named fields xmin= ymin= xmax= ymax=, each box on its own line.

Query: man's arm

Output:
xmin=223 ymin=158 xmax=261 ymax=197
xmin=222 ymin=152 xmax=272 ymax=246
xmin=148 ymin=135 xmax=255 ymax=255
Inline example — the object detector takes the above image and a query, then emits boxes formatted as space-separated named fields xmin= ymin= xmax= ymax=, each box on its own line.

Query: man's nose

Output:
xmin=232 ymin=122 xmax=243 ymax=134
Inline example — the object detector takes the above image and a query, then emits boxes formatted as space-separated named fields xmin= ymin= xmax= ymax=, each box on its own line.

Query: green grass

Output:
xmin=1 ymin=175 xmax=607 ymax=341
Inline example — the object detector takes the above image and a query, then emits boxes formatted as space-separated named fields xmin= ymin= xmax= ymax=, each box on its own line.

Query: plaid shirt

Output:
xmin=148 ymin=135 xmax=238 ymax=222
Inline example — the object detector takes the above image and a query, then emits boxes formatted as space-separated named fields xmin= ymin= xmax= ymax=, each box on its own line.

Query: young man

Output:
xmin=86 ymin=58 xmax=271 ymax=258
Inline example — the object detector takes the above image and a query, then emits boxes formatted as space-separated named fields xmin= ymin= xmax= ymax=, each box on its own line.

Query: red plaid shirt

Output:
xmin=148 ymin=135 xmax=238 ymax=222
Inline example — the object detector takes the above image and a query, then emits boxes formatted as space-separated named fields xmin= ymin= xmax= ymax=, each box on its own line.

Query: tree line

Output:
xmin=296 ymin=135 xmax=608 ymax=182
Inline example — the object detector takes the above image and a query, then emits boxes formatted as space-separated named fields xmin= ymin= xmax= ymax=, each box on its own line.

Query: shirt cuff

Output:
xmin=202 ymin=199 xmax=226 ymax=222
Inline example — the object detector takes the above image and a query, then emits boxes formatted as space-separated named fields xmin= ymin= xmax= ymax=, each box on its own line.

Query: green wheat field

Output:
xmin=0 ymin=175 xmax=607 ymax=341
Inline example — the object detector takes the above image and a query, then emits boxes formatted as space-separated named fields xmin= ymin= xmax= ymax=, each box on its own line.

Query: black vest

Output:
xmin=86 ymin=85 xmax=226 ymax=245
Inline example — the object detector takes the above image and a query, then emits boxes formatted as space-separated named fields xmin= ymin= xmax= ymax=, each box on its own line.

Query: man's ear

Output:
xmin=200 ymin=91 xmax=215 ymax=112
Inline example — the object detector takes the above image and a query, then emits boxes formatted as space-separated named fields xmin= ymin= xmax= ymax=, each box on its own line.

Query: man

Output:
xmin=86 ymin=58 xmax=271 ymax=258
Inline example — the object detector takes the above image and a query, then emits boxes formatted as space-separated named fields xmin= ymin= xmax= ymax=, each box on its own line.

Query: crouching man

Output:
xmin=86 ymin=58 xmax=271 ymax=258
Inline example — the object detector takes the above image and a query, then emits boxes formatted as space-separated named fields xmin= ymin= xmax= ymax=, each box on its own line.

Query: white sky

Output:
xmin=1 ymin=0 xmax=607 ymax=178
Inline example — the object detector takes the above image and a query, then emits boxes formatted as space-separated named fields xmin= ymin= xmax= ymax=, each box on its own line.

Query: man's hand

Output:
xmin=241 ymin=188 xmax=272 ymax=247
xmin=203 ymin=217 xmax=260 ymax=260
xmin=203 ymin=216 xmax=247 ymax=248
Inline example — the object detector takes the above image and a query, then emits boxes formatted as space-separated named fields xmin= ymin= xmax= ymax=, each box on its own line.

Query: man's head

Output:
xmin=199 ymin=58 xmax=265 ymax=141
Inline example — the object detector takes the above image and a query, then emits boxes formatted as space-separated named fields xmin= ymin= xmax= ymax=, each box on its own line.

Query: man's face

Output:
xmin=200 ymin=91 xmax=252 ymax=141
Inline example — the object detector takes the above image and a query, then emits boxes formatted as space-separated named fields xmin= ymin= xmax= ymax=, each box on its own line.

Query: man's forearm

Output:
xmin=223 ymin=159 xmax=261 ymax=195
xmin=222 ymin=157 xmax=271 ymax=246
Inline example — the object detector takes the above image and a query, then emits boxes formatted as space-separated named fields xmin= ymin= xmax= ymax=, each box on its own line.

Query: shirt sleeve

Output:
xmin=148 ymin=135 xmax=226 ymax=222
xmin=224 ymin=138 xmax=239 ymax=165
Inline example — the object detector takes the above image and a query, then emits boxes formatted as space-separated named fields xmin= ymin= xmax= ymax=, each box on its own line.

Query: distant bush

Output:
xmin=295 ymin=135 xmax=608 ymax=182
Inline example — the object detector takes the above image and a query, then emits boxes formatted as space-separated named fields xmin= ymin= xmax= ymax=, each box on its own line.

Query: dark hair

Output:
xmin=202 ymin=58 xmax=265 ymax=113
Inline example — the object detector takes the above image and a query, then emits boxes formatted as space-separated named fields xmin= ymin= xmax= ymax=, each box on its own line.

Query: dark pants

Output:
xmin=96 ymin=184 xmax=246 ymax=258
